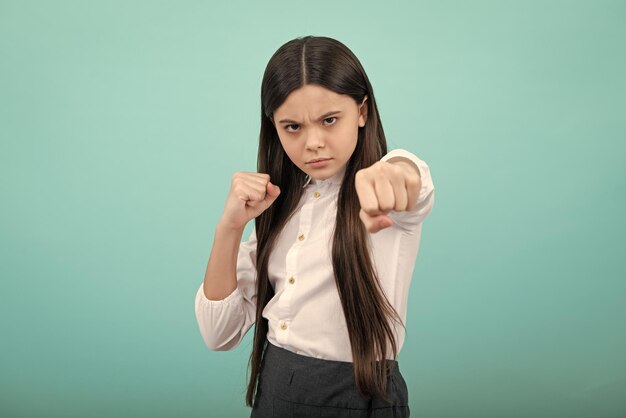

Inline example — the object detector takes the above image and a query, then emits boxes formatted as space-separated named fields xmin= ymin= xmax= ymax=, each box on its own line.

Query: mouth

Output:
xmin=307 ymin=158 xmax=331 ymax=164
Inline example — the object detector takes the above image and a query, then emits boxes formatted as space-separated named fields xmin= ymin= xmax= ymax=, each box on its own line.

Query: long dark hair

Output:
xmin=246 ymin=35 xmax=404 ymax=407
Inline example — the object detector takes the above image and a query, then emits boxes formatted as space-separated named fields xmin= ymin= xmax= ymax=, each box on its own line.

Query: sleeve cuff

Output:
xmin=381 ymin=148 xmax=423 ymax=178
xmin=196 ymin=283 xmax=243 ymax=305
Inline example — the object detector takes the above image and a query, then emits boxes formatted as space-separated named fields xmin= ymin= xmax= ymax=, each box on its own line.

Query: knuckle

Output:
xmin=392 ymin=163 xmax=405 ymax=174
xmin=232 ymin=172 xmax=247 ymax=185
xmin=379 ymin=202 xmax=394 ymax=212
xmin=361 ymin=203 xmax=378 ymax=213
xmin=405 ymin=176 xmax=420 ymax=188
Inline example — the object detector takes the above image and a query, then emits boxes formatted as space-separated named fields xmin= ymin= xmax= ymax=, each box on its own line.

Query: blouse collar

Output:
xmin=302 ymin=163 xmax=347 ymax=188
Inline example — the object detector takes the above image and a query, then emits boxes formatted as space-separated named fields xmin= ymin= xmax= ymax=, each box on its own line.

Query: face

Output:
xmin=271 ymin=84 xmax=368 ymax=181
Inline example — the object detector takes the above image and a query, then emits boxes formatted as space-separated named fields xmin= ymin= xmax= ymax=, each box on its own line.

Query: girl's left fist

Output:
xmin=355 ymin=159 xmax=421 ymax=233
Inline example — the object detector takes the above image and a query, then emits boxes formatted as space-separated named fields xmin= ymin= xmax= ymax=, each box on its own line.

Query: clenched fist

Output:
xmin=219 ymin=172 xmax=281 ymax=230
xmin=355 ymin=159 xmax=421 ymax=233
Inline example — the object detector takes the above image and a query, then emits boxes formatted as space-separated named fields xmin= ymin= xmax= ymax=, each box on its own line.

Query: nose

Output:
xmin=304 ymin=127 xmax=325 ymax=150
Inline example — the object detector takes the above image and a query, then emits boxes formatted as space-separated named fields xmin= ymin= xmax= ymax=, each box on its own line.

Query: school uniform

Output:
xmin=195 ymin=149 xmax=435 ymax=417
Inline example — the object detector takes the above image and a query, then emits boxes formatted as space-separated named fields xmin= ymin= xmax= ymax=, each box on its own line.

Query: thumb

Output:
xmin=368 ymin=215 xmax=393 ymax=233
xmin=263 ymin=181 xmax=281 ymax=204
xmin=360 ymin=208 xmax=394 ymax=233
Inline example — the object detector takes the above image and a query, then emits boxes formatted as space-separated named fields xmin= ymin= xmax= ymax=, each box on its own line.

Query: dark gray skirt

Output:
xmin=250 ymin=341 xmax=410 ymax=418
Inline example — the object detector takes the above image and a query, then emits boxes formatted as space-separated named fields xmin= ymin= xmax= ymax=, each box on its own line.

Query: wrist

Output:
xmin=387 ymin=157 xmax=421 ymax=179
xmin=217 ymin=218 xmax=246 ymax=233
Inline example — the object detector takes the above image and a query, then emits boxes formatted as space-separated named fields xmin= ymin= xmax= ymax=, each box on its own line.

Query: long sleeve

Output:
xmin=380 ymin=148 xmax=436 ymax=230
xmin=194 ymin=226 xmax=258 ymax=351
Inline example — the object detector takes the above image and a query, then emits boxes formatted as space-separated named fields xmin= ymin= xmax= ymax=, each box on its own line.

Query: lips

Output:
xmin=307 ymin=158 xmax=331 ymax=164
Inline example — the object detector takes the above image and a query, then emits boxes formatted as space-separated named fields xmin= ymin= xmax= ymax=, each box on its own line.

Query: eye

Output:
xmin=285 ymin=124 xmax=299 ymax=133
xmin=323 ymin=117 xmax=337 ymax=126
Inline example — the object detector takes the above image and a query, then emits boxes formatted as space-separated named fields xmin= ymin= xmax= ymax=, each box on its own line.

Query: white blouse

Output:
xmin=195 ymin=148 xmax=435 ymax=362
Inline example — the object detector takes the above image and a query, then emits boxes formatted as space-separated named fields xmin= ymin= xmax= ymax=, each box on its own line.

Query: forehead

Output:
xmin=273 ymin=84 xmax=354 ymax=118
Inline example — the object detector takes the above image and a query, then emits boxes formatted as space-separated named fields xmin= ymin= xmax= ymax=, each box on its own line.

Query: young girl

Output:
xmin=195 ymin=35 xmax=435 ymax=417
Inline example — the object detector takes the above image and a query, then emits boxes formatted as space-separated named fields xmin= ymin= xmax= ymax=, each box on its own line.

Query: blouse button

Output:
xmin=313 ymin=191 xmax=321 ymax=198
xmin=288 ymin=276 xmax=295 ymax=284
xmin=280 ymin=322 xmax=288 ymax=330
xmin=298 ymin=234 xmax=305 ymax=241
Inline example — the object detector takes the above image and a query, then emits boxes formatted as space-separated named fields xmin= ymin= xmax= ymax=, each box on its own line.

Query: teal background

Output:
xmin=1 ymin=0 xmax=624 ymax=417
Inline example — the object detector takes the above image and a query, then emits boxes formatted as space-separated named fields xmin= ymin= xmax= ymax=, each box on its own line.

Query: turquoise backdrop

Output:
xmin=1 ymin=1 xmax=624 ymax=417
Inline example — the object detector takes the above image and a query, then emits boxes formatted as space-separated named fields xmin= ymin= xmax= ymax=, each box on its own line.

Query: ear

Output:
xmin=358 ymin=95 xmax=368 ymax=127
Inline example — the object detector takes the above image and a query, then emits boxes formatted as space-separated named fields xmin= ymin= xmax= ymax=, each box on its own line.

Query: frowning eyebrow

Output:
xmin=278 ymin=110 xmax=342 ymax=124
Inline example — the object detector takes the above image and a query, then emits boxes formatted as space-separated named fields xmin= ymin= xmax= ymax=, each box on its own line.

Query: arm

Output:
xmin=194 ymin=224 xmax=258 ymax=351
xmin=202 ymin=222 xmax=245 ymax=301
xmin=195 ymin=169 xmax=279 ymax=351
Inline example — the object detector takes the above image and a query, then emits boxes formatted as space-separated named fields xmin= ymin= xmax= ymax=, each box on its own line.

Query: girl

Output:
xmin=195 ymin=35 xmax=435 ymax=417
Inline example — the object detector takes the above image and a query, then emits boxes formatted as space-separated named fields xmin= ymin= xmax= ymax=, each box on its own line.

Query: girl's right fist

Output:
xmin=219 ymin=172 xmax=281 ymax=230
